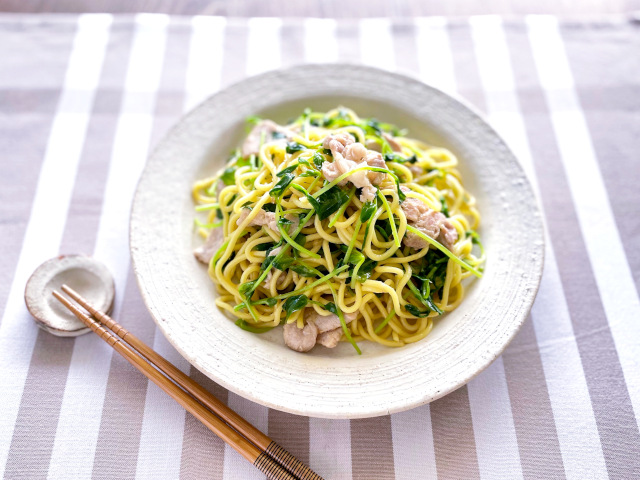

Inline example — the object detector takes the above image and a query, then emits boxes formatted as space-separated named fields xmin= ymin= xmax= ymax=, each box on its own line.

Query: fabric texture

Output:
xmin=0 ymin=13 xmax=639 ymax=480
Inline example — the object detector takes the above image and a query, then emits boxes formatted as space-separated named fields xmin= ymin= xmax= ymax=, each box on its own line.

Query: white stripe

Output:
xmin=301 ymin=22 xmax=353 ymax=480
xmin=47 ymin=14 xmax=169 ymax=480
xmin=134 ymin=16 xmax=230 ymax=477
xmin=359 ymin=18 xmax=395 ymax=70
xmin=304 ymin=18 xmax=338 ymax=63
xmin=184 ymin=16 xmax=226 ymax=112
xmin=467 ymin=359 xmax=523 ymax=480
xmin=218 ymin=16 xmax=280 ymax=480
xmin=222 ymin=394 xmax=269 ymax=480
xmin=527 ymin=15 xmax=640 ymax=425
xmin=309 ymin=418 xmax=353 ymax=480
xmin=246 ymin=18 xmax=282 ymax=77
xmin=531 ymin=251 xmax=607 ymax=478
xmin=470 ymin=15 xmax=607 ymax=478
xmin=391 ymin=405 xmax=437 ymax=480
xmin=0 ymin=14 xmax=112 ymax=478
xmin=135 ymin=334 xmax=189 ymax=480
xmin=415 ymin=17 xmax=456 ymax=93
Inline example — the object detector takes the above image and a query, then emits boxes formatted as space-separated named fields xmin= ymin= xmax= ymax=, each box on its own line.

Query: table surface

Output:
xmin=2 ymin=0 xmax=640 ymax=16
xmin=1 ymin=12 xmax=639 ymax=480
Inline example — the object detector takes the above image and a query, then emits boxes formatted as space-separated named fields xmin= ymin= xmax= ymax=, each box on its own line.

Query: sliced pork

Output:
xmin=317 ymin=329 xmax=343 ymax=348
xmin=400 ymin=186 xmax=457 ymax=250
xmin=383 ymin=133 xmax=403 ymax=152
xmin=322 ymin=132 xmax=354 ymax=156
xmin=283 ymin=321 xmax=318 ymax=352
xmin=321 ymin=134 xmax=389 ymax=203
xmin=365 ymin=133 xmax=402 ymax=153
xmin=263 ymin=245 xmax=286 ymax=287
xmin=236 ymin=208 xmax=279 ymax=233
xmin=194 ymin=226 xmax=224 ymax=265
xmin=242 ymin=120 xmax=294 ymax=157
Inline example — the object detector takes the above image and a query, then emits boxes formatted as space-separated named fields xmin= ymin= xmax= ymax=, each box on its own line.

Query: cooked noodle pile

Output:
xmin=192 ymin=107 xmax=484 ymax=354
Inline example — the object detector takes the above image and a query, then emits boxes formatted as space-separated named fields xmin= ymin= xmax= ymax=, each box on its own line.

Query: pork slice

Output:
xmin=437 ymin=220 xmax=458 ymax=250
xmin=400 ymin=196 xmax=430 ymax=223
xmin=316 ymin=309 xmax=358 ymax=348
xmin=236 ymin=208 xmax=279 ymax=233
xmin=307 ymin=310 xmax=341 ymax=333
xmin=383 ymin=133 xmax=402 ymax=152
xmin=322 ymin=132 xmax=354 ymax=156
xmin=400 ymin=192 xmax=457 ymax=250
xmin=320 ymin=135 xmax=389 ymax=203
xmin=364 ymin=133 xmax=402 ymax=153
xmin=409 ymin=164 xmax=423 ymax=178
xmin=317 ymin=328 xmax=343 ymax=348
xmin=306 ymin=308 xmax=358 ymax=334
xmin=283 ymin=321 xmax=318 ymax=352
xmin=263 ymin=269 xmax=286 ymax=287
xmin=343 ymin=311 xmax=358 ymax=323
xmin=364 ymin=151 xmax=386 ymax=185
xmin=194 ymin=226 xmax=224 ymax=265
xmin=263 ymin=245 xmax=286 ymax=286
xmin=360 ymin=185 xmax=377 ymax=202
xmin=242 ymin=120 xmax=293 ymax=157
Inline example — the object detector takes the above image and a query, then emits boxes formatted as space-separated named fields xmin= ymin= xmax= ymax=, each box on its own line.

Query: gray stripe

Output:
xmin=430 ymin=386 xmax=480 ymax=480
xmin=0 ymin=20 xmax=74 ymax=323
xmin=91 ymin=270 xmax=157 ymax=480
xmin=351 ymin=416 xmax=396 ymax=480
xmin=4 ymin=334 xmax=75 ymax=480
xmin=179 ymin=370 xmax=228 ymax=480
xmin=451 ymin=21 xmax=566 ymax=478
xmin=560 ymin=22 xmax=640 ymax=296
xmin=2 ymin=18 xmax=115 ymax=478
xmin=59 ymin=20 xmax=136 ymax=255
xmin=503 ymin=317 xmax=566 ymax=479
xmin=446 ymin=20 xmax=486 ymax=109
xmin=92 ymin=18 xmax=192 ymax=479
xmin=268 ymin=410 xmax=310 ymax=467
xmin=506 ymin=23 xmax=640 ymax=479
xmin=0 ymin=89 xmax=60 ymax=114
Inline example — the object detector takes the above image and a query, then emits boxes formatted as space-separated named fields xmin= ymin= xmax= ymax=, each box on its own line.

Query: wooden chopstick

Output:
xmin=52 ymin=290 xmax=303 ymax=480
xmin=57 ymin=285 xmax=324 ymax=480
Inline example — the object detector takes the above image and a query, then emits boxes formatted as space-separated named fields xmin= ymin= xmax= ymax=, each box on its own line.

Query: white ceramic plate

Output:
xmin=130 ymin=65 xmax=544 ymax=419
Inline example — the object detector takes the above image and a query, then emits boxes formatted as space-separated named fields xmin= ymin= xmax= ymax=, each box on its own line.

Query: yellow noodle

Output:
xmin=192 ymin=107 xmax=485 ymax=353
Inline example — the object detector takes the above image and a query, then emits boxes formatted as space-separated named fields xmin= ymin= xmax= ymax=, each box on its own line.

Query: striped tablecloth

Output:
xmin=1 ymin=13 xmax=639 ymax=480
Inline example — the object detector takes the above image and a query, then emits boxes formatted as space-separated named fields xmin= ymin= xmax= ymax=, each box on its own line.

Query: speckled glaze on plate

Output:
xmin=130 ymin=64 xmax=544 ymax=419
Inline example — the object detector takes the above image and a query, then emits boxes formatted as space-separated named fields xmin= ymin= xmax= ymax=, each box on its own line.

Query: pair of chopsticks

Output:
xmin=53 ymin=285 xmax=323 ymax=480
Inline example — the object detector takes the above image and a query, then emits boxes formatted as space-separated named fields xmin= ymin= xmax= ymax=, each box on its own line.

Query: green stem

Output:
xmin=328 ymin=283 xmax=361 ymax=355
xmin=235 ymin=264 xmax=350 ymax=311
xmin=350 ymin=258 xmax=365 ymax=290
xmin=328 ymin=187 xmax=356 ymax=227
xmin=262 ymin=265 xmax=349 ymax=302
xmin=275 ymin=202 xmax=320 ymax=259
xmin=375 ymin=309 xmax=395 ymax=333
xmin=406 ymin=225 xmax=483 ymax=278
xmin=235 ymin=319 xmax=275 ymax=334
xmin=195 ymin=203 xmax=219 ymax=211
xmin=250 ymin=209 xmax=316 ymax=290
xmin=377 ymin=190 xmax=400 ymax=247
xmin=344 ymin=218 xmax=362 ymax=266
